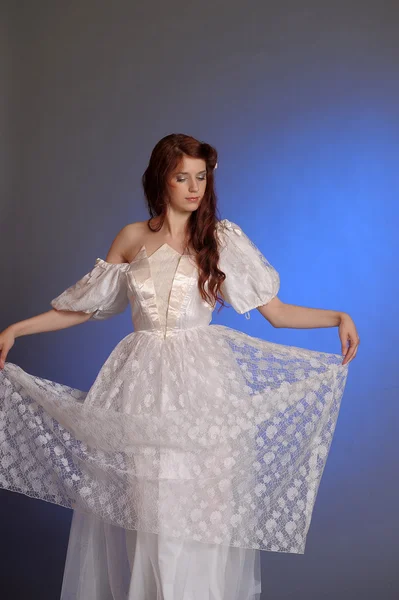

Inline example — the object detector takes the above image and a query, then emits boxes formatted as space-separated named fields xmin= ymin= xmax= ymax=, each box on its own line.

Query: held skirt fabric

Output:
xmin=0 ymin=219 xmax=349 ymax=598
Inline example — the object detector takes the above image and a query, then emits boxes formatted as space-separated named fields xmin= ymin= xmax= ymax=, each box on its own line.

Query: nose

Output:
xmin=188 ymin=177 xmax=199 ymax=192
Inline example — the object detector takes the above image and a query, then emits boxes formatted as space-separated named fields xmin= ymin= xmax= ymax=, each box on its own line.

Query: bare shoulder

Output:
xmin=105 ymin=221 xmax=148 ymax=264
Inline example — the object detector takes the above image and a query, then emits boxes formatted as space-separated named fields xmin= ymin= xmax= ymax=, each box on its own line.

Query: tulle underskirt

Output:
xmin=60 ymin=507 xmax=261 ymax=600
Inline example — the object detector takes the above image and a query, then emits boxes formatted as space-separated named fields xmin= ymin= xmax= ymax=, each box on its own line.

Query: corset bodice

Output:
xmin=126 ymin=243 xmax=214 ymax=338
xmin=147 ymin=244 xmax=183 ymax=332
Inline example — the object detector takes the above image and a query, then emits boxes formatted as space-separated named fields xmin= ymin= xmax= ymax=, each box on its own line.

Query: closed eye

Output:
xmin=176 ymin=175 xmax=206 ymax=182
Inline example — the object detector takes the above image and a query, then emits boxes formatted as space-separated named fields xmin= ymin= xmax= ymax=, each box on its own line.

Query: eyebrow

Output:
xmin=175 ymin=170 xmax=207 ymax=175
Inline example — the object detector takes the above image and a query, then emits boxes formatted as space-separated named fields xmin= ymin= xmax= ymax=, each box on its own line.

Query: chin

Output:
xmin=182 ymin=202 xmax=201 ymax=211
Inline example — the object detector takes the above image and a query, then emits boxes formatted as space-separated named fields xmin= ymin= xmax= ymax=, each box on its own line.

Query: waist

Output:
xmin=133 ymin=324 xmax=211 ymax=339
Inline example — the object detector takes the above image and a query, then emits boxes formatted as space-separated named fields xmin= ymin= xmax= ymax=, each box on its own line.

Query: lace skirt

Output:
xmin=0 ymin=324 xmax=348 ymax=555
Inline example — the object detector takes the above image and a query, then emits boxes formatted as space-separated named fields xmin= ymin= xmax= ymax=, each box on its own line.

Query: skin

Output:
xmin=0 ymin=154 xmax=359 ymax=368
xmin=104 ymin=155 xmax=207 ymax=264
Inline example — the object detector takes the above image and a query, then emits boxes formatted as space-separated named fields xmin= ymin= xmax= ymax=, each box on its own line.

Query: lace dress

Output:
xmin=59 ymin=243 xmax=262 ymax=599
xmin=0 ymin=219 xmax=349 ymax=599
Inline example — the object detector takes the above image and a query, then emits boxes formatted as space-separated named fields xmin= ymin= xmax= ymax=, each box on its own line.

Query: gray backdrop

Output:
xmin=1 ymin=1 xmax=398 ymax=598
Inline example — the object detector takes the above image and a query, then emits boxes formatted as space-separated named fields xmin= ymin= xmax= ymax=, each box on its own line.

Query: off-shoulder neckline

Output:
xmin=95 ymin=243 xmax=191 ymax=270
xmin=95 ymin=220 xmax=235 ymax=269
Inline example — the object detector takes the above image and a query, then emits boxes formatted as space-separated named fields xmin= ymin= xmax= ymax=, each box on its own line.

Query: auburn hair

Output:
xmin=141 ymin=133 xmax=227 ymax=312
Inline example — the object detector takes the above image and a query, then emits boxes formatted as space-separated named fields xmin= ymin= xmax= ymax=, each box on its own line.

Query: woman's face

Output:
xmin=166 ymin=155 xmax=207 ymax=213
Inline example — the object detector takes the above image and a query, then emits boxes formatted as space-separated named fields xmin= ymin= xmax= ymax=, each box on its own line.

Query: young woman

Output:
xmin=0 ymin=133 xmax=359 ymax=599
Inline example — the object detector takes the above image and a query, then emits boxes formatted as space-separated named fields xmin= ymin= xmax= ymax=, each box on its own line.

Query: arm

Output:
xmin=104 ymin=222 xmax=142 ymax=264
xmin=10 ymin=308 xmax=92 ymax=338
xmin=258 ymin=297 xmax=359 ymax=365
xmin=104 ymin=224 xmax=132 ymax=263
xmin=9 ymin=224 xmax=132 ymax=338
xmin=6 ymin=222 xmax=132 ymax=339
xmin=0 ymin=309 xmax=92 ymax=369
xmin=257 ymin=296 xmax=343 ymax=329
xmin=0 ymin=224 xmax=135 ymax=368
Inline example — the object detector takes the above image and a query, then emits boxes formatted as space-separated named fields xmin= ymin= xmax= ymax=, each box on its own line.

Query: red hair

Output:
xmin=141 ymin=133 xmax=227 ymax=312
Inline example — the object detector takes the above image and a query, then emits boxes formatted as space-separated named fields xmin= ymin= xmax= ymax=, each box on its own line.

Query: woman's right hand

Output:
xmin=0 ymin=327 xmax=16 ymax=370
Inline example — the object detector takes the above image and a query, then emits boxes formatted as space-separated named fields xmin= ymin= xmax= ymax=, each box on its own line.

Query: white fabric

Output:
xmin=217 ymin=220 xmax=280 ymax=314
xmin=60 ymin=243 xmax=261 ymax=599
xmin=0 ymin=219 xmax=349 ymax=566
xmin=60 ymin=508 xmax=261 ymax=599
xmin=147 ymin=243 xmax=182 ymax=331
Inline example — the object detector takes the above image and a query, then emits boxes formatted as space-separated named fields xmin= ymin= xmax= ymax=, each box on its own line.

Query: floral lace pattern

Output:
xmin=0 ymin=219 xmax=349 ymax=554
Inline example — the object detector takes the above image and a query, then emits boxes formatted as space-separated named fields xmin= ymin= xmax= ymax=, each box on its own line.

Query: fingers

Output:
xmin=342 ymin=336 xmax=360 ymax=365
xmin=0 ymin=347 xmax=9 ymax=370
xmin=342 ymin=349 xmax=355 ymax=365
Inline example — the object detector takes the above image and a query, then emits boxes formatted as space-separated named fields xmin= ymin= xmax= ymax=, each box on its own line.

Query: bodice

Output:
xmin=50 ymin=219 xmax=281 ymax=340
xmin=127 ymin=243 xmax=214 ymax=339
xmin=147 ymin=244 xmax=187 ymax=333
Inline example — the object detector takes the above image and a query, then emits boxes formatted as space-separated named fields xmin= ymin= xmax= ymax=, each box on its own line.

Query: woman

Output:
xmin=0 ymin=133 xmax=359 ymax=599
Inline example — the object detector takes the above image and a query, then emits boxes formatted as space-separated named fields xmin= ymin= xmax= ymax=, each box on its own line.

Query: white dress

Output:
xmin=0 ymin=219 xmax=349 ymax=599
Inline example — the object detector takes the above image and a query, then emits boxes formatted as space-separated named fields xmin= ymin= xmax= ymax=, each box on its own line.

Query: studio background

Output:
xmin=1 ymin=1 xmax=397 ymax=598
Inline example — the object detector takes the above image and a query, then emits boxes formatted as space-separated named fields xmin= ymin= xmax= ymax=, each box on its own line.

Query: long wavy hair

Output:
xmin=141 ymin=133 xmax=227 ymax=312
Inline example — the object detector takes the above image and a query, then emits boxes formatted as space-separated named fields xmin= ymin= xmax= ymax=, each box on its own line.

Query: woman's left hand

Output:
xmin=339 ymin=313 xmax=360 ymax=365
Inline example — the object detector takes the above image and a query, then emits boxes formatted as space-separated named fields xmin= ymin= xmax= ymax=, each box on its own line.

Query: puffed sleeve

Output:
xmin=217 ymin=219 xmax=280 ymax=315
xmin=50 ymin=258 xmax=130 ymax=321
